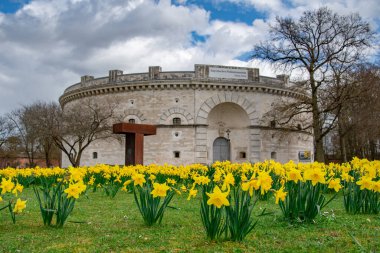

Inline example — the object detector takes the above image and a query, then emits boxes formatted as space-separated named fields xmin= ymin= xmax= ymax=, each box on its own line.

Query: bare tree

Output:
xmin=341 ymin=64 xmax=380 ymax=160
xmin=25 ymin=101 xmax=61 ymax=167
xmin=253 ymin=7 xmax=373 ymax=162
xmin=53 ymin=98 xmax=122 ymax=167
xmin=0 ymin=116 xmax=13 ymax=149
xmin=8 ymin=107 xmax=41 ymax=167
xmin=6 ymin=102 xmax=62 ymax=167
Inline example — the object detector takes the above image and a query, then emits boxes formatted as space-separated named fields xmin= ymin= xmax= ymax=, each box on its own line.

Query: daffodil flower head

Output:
xmin=206 ymin=185 xmax=230 ymax=208
xmin=274 ymin=187 xmax=287 ymax=204
xmin=151 ymin=182 xmax=170 ymax=198
xmin=328 ymin=178 xmax=342 ymax=192
xmin=13 ymin=198 xmax=27 ymax=213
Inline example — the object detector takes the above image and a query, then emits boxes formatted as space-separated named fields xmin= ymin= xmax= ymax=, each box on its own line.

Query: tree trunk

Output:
xmin=45 ymin=150 xmax=51 ymax=167
xmin=310 ymin=74 xmax=325 ymax=163
xmin=338 ymin=119 xmax=347 ymax=162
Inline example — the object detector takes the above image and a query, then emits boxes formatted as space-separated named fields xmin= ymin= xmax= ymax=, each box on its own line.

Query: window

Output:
xmin=93 ymin=152 xmax=98 ymax=159
xmin=297 ymin=124 xmax=302 ymax=130
xmin=174 ymin=132 xmax=179 ymax=137
xmin=128 ymin=118 xmax=135 ymax=124
xmin=174 ymin=151 xmax=180 ymax=158
xmin=173 ymin=117 xmax=181 ymax=125
xmin=239 ymin=152 xmax=246 ymax=159
xmin=270 ymin=120 xmax=276 ymax=128
xmin=271 ymin=152 xmax=277 ymax=160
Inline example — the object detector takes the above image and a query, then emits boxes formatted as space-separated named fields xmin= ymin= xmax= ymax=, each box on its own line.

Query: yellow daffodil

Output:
xmin=206 ymin=185 xmax=230 ymax=208
xmin=257 ymin=171 xmax=273 ymax=195
xmin=0 ymin=178 xmax=15 ymax=194
xmin=13 ymin=198 xmax=27 ymax=213
xmin=356 ymin=176 xmax=374 ymax=190
xmin=372 ymin=181 xmax=380 ymax=192
xmin=286 ymin=168 xmax=303 ymax=183
xmin=181 ymin=185 xmax=187 ymax=192
xmin=304 ymin=168 xmax=326 ymax=186
xmin=274 ymin=187 xmax=287 ymax=204
xmin=121 ymin=180 xmax=132 ymax=191
xmin=132 ymin=173 xmax=146 ymax=187
xmin=222 ymin=173 xmax=235 ymax=191
xmin=151 ymin=183 xmax=170 ymax=198
xmin=193 ymin=176 xmax=210 ymax=185
xmin=328 ymin=178 xmax=342 ymax=192
xmin=241 ymin=178 xmax=260 ymax=196
xmin=12 ymin=183 xmax=23 ymax=197
xmin=187 ymin=188 xmax=198 ymax=200
xmin=149 ymin=174 xmax=156 ymax=181
xmin=64 ymin=181 xmax=87 ymax=199
xmin=166 ymin=178 xmax=177 ymax=185
xmin=88 ymin=176 xmax=95 ymax=185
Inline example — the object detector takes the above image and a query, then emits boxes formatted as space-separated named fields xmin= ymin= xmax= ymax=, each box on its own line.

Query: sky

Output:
xmin=0 ymin=0 xmax=379 ymax=115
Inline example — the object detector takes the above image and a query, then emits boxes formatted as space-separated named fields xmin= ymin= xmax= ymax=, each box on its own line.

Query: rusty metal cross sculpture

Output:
xmin=113 ymin=123 xmax=156 ymax=165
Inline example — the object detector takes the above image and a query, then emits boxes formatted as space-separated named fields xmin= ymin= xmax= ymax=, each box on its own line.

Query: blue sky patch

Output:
xmin=175 ymin=0 xmax=266 ymax=25
xmin=190 ymin=31 xmax=209 ymax=45
xmin=0 ymin=0 xmax=30 ymax=13
xmin=235 ymin=50 xmax=254 ymax=62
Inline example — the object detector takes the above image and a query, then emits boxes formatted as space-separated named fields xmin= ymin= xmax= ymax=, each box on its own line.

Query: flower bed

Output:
xmin=1 ymin=158 xmax=379 ymax=244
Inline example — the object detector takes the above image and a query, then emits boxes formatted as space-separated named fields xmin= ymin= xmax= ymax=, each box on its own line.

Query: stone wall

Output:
xmin=60 ymin=64 xmax=313 ymax=167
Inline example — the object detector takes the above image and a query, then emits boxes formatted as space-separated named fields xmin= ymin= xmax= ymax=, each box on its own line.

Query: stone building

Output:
xmin=59 ymin=64 xmax=313 ymax=166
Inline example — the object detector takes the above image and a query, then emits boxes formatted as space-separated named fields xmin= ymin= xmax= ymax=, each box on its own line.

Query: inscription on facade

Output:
xmin=209 ymin=67 xmax=248 ymax=79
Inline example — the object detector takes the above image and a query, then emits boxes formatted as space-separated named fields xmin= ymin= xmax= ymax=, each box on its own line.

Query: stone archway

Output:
xmin=194 ymin=93 xmax=261 ymax=164
xmin=195 ymin=92 xmax=258 ymax=125
xmin=124 ymin=109 xmax=146 ymax=123
xmin=159 ymin=107 xmax=194 ymax=125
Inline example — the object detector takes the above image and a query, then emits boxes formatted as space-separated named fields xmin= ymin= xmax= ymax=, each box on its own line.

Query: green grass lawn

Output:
xmin=1 ymin=188 xmax=379 ymax=253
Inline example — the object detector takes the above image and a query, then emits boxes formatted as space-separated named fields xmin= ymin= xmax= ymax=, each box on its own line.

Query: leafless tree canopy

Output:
xmin=253 ymin=7 xmax=374 ymax=162
xmin=53 ymin=98 xmax=122 ymax=167
xmin=7 ymin=107 xmax=41 ymax=167
xmin=4 ymin=102 xmax=61 ymax=167
xmin=0 ymin=116 xmax=13 ymax=149
xmin=336 ymin=64 xmax=380 ymax=161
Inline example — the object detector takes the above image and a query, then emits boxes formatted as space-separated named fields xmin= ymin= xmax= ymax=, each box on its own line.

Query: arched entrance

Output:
xmin=213 ymin=137 xmax=230 ymax=162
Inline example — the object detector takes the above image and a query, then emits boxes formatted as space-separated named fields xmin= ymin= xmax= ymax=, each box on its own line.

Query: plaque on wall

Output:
xmin=298 ymin=151 xmax=311 ymax=161
xmin=209 ymin=67 xmax=248 ymax=79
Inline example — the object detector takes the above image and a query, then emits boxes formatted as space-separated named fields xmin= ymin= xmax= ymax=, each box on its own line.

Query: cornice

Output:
xmin=59 ymin=79 xmax=307 ymax=107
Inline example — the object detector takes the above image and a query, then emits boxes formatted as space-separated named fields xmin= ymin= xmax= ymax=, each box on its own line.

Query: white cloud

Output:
xmin=0 ymin=0 xmax=378 ymax=115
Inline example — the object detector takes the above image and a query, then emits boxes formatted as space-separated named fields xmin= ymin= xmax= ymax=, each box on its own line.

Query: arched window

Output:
xmin=128 ymin=119 xmax=135 ymax=124
xmin=93 ymin=152 xmax=98 ymax=159
xmin=173 ymin=117 xmax=181 ymax=125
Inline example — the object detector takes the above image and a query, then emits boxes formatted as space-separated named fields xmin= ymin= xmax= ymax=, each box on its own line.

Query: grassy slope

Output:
xmin=1 ymin=189 xmax=379 ymax=253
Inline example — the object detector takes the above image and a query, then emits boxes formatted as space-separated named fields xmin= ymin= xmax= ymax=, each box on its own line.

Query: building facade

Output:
xmin=59 ymin=64 xmax=313 ymax=166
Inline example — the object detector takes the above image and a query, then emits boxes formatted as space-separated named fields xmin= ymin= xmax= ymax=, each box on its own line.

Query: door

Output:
xmin=213 ymin=137 xmax=230 ymax=162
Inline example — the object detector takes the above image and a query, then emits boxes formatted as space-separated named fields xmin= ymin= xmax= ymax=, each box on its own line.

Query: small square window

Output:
xmin=174 ymin=151 xmax=180 ymax=158
xmin=173 ymin=117 xmax=181 ymax=125
xmin=93 ymin=152 xmax=98 ymax=159
xmin=239 ymin=152 xmax=246 ymax=159
xmin=270 ymin=120 xmax=276 ymax=128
